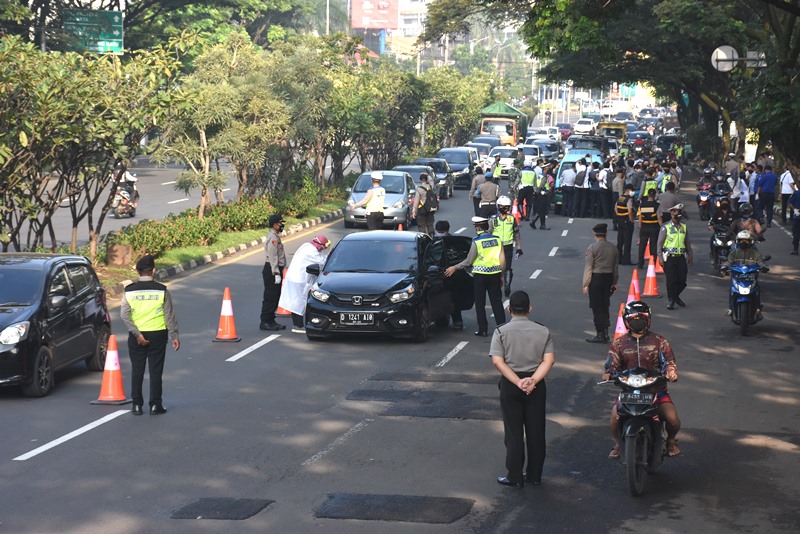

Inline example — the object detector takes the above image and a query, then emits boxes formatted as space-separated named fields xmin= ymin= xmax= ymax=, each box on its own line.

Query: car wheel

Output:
xmin=86 ymin=325 xmax=111 ymax=371
xmin=306 ymin=332 xmax=326 ymax=341
xmin=22 ymin=347 xmax=54 ymax=398
xmin=414 ymin=303 xmax=430 ymax=342
xmin=344 ymin=220 xmax=355 ymax=229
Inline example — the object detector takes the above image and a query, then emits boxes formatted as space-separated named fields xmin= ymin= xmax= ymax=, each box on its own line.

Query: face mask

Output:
xmin=739 ymin=242 xmax=752 ymax=249
xmin=628 ymin=317 xmax=647 ymax=333
xmin=671 ymin=213 xmax=683 ymax=222
xmin=498 ymin=207 xmax=509 ymax=214
xmin=278 ymin=224 xmax=285 ymax=232
xmin=741 ymin=215 xmax=750 ymax=221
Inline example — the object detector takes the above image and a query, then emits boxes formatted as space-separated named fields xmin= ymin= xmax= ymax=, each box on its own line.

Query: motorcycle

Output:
xmin=111 ymin=172 xmax=139 ymax=218
xmin=723 ymin=262 xmax=769 ymax=336
xmin=696 ymin=182 xmax=712 ymax=221
xmin=710 ymin=224 xmax=733 ymax=274
xmin=602 ymin=368 xmax=668 ymax=496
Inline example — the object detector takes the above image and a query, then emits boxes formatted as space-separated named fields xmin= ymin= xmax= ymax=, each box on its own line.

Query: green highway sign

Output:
xmin=63 ymin=9 xmax=124 ymax=54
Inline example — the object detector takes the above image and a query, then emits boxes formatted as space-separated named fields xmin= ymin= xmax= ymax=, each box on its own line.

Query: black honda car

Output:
xmin=0 ymin=254 xmax=111 ymax=397
xmin=304 ymin=231 xmax=474 ymax=341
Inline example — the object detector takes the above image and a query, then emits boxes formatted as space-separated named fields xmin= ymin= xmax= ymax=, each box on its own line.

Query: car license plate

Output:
xmin=339 ymin=312 xmax=374 ymax=326
xmin=619 ymin=392 xmax=654 ymax=404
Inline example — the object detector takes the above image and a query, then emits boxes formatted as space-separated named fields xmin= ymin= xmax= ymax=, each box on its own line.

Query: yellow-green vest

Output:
xmin=520 ymin=169 xmax=535 ymax=186
xmin=663 ymin=223 xmax=687 ymax=255
xmin=127 ymin=288 xmax=167 ymax=331
xmin=472 ymin=234 xmax=502 ymax=274
xmin=491 ymin=215 xmax=515 ymax=246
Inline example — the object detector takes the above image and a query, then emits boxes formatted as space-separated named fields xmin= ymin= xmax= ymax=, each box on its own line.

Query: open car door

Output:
xmin=440 ymin=235 xmax=475 ymax=311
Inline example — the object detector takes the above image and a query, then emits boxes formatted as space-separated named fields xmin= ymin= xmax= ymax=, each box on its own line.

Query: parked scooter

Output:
xmin=722 ymin=262 xmax=769 ymax=336
xmin=111 ymin=171 xmax=139 ymax=218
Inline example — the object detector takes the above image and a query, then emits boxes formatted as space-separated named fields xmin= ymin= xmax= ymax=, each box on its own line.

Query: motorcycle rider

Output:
xmin=707 ymin=197 xmax=736 ymax=259
xmin=721 ymin=231 xmax=766 ymax=317
xmin=729 ymin=203 xmax=764 ymax=248
xmin=490 ymin=196 xmax=522 ymax=297
xmin=601 ymin=301 xmax=681 ymax=459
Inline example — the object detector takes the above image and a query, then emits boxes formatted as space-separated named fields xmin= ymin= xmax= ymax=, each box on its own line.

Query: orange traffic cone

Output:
xmin=213 ymin=287 xmax=241 ymax=342
xmin=654 ymin=253 xmax=665 ymax=274
xmin=626 ymin=281 xmax=637 ymax=304
xmin=613 ymin=303 xmax=628 ymax=340
xmin=642 ymin=256 xmax=661 ymax=297
xmin=91 ymin=335 xmax=132 ymax=405
xmin=397 ymin=223 xmax=404 ymax=231
xmin=512 ymin=199 xmax=521 ymax=225
xmin=644 ymin=242 xmax=651 ymax=260
xmin=276 ymin=268 xmax=291 ymax=316
xmin=631 ymin=268 xmax=641 ymax=299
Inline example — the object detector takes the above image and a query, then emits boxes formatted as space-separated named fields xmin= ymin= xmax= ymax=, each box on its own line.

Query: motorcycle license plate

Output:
xmin=339 ymin=312 xmax=374 ymax=326
xmin=620 ymin=392 xmax=654 ymax=404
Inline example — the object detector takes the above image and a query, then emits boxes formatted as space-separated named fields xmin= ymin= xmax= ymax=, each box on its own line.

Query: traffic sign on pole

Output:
xmin=63 ymin=9 xmax=124 ymax=54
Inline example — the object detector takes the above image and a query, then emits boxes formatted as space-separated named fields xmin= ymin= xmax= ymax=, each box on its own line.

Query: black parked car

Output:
xmin=304 ymin=231 xmax=474 ymax=341
xmin=0 ymin=254 xmax=111 ymax=397
xmin=436 ymin=147 xmax=477 ymax=189
xmin=394 ymin=163 xmax=454 ymax=199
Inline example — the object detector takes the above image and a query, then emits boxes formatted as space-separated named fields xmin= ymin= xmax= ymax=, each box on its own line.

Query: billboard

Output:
xmin=351 ymin=0 xmax=398 ymax=29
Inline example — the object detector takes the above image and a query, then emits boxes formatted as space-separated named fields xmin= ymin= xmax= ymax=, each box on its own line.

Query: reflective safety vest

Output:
xmin=639 ymin=199 xmax=660 ymax=224
xmin=663 ymin=223 xmax=687 ymax=255
xmin=520 ymin=169 xmax=535 ymax=187
xmin=641 ymin=179 xmax=658 ymax=197
xmin=660 ymin=176 xmax=672 ymax=192
xmin=366 ymin=186 xmax=386 ymax=212
xmin=534 ymin=173 xmax=550 ymax=192
xmin=126 ymin=285 xmax=167 ymax=332
xmin=490 ymin=215 xmax=516 ymax=246
xmin=472 ymin=234 xmax=503 ymax=274
xmin=615 ymin=196 xmax=631 ymax=218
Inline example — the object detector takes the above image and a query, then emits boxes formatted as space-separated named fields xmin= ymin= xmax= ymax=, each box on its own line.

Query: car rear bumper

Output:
xmin=344 ymin=207 xmax=407 ymax=227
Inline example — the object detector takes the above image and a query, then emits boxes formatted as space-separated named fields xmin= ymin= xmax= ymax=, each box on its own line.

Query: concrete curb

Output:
xmin=107 ymin=208 xmax=344 ymax=298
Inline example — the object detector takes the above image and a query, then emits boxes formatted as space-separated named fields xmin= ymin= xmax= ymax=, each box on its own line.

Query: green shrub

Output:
xmin=272 ymin=175 xmax=321 ymax=218
xmin=208 ymin=196 xmax=274 ymax=232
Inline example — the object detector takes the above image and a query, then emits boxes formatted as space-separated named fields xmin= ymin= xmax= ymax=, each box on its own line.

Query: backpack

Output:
xmin=574 ymin=170 xmax=586 ymax=187
xmin=417 ymin=184 xmax=439 ymax=214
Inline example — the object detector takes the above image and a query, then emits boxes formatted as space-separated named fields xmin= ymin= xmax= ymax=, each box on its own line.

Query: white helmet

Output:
xmin=736 ymin=230 xmax=754 ymax=243
xmin=497 ymin=196 xmax=512 ymax=207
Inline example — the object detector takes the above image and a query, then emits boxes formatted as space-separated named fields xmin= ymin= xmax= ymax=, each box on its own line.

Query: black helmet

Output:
xmin=622 ymin=300 xmax=651 ymax=333
xmin=739 ymin=203 xmax=753 ymax=217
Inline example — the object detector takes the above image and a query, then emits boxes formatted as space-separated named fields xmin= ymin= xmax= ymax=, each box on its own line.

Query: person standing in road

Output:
xmin=277 ymin=235 xmax=331 ymax=333
xmin=350 ymin=172 xmax=386 ymax=230
xmin=657 ymin=204 xmax=694 ymax=310
xmin=260 ymin=214 xmax=287 ymax=331
xmin=584 ymin=223 xmax=619 ymax=343
xmin=637 ymin=187 xmax=661 ymax=268
xmin=478 ymin=172 xmax=501 ymax=218
xmin=434 ymin=220 xmax=464 ymax=330
xmin=788 ymin=188 xmax=800 ymax=255
xmin=445 ymin=216 xmax=506 ymax=337
xmin=756 ymin=165 xmax=779 ymax=228
xmin=560 ymin=162 xmax=577 ymax=217
xmin=656 ymin=180 xmax=679 ymax=222
xmin=517 ymin=161 xmax=536 ymax=221
xmin=490 ymin=196 xmax=523 ymax=297
xmin=507 ymin=159 xmax=522 ymax=199
xmin=412 ymin=172 xmax=437 ymax=235
xmin=529 ymin=163 xmax=551 ymax=230
xmin=611 ymin=167 xmax=625 ymax=230
xmin=779 ymin=168 xmax=796 ymax=225
xmin=121 ymin=255 xmax=180 ymax=416
xmin=490 ymin=290 xmax=556 ymax=488
xmin=469 ymin=167 xmax=486 ymax=217
xmin=615 ymin=184 xmax=635 ymax=265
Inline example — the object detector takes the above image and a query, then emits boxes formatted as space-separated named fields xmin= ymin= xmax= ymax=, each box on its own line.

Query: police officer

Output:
xmin=657 ymin=204 xmax=694 ymax=310
xmin=583 ymin=223 xmax=618 ymax=343
xmin=260 ymin=213 xmax=287 ymax=330
xmin=529 ymin=162 xmax=551 ymax=230
xmin=637 ymin=187 xmax=661 ymax=268
xmin=614 ymin=184 xmax=635 ymax=265
xmin=517 ymin=161 xmax=536 ymax=221
xmin=490 ymin=290 xmax=556 ymax=488
xmin=478 ymin=172 xmax=501 ymax=218
xmin=469 ymin=167 xmax=486 ymax=216
xmin=490 ymin=196 xmax=523 ymax=297
xmin=351 ymin=171 xmax=386 ymax=230
xmin=121 ymin=255 xmax=180 ymax=416
xmin=412 ymin=172 xmax=436 ymax=235
xmin=445 ymin=216 xmax=506 ymax=336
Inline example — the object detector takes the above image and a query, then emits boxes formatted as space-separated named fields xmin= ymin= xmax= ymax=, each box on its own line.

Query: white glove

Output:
xmin=794 ymin=209 xmax=800 ymax=217
xmin=274 ymin=274 xmax=281 ymax=284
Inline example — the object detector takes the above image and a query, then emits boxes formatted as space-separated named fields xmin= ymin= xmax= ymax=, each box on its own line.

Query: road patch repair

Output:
xmin=314 ymin=493 xmax=474 ymax=524
xmin=171 ymin=498 xmax=274 ymax=520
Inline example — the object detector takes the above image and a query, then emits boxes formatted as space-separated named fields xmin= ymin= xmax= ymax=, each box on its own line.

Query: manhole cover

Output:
xmin=315 ymin=493 xmax=474 ymax=524
xmin=171 ymin=498 xmax=273 ymax=520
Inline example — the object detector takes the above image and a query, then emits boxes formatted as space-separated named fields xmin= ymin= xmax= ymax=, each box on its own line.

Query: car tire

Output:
xmin=414 ymin=303 xmax=430 ymax=342
xmin=344 ymin=220 xmax=355 ymax=229
xmin=306 ymin=332 xmax=326 ymax=341
xmin=86 ymin=325 xmax=111 ymax=371
xmin=22 ymin=346 xmax=54 ymax=398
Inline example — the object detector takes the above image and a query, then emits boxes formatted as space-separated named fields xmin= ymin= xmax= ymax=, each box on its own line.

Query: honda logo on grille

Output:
xmin=352 ymin=296 xmax=363 ymax=305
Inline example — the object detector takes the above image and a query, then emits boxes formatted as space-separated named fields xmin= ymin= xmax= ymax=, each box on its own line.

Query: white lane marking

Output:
xmin=530 ymin=269 xmax=542 ymax=279
xmin=226 ymin=335 xmax=280 ymax=362
xmin=302 ymin=419 xmax=373 ymax=466
xmin=561 ymin=230 xmax=568 ymax=237
xmin=549 ymin=247 xmax=558 ymax=257
xmin=435 ymin=341 xmax=469 ymax=367
xmin=161 ymin=181 xmax=176 ymax=185
xmin=568 ymin=218 xmax=574 ymax=224
xmin=168 ymin=198 xmax=189 ymax=204
xmin=454 ymin=227 xmax=467 ymax=234
xmin=13 ymin=410 xmax=128 ymax=461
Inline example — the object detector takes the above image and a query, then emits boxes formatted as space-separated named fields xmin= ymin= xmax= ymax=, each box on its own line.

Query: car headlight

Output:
xmin=0 ymin=322 xmax=30 ymax=345
xmin=392 ymin=199 xmax=405 ymax=209
xmin=458 ymin=168 xmax=470 ymax=176
xmin=310 ymin=285 xmax=330 ymax=303
xmin=438 ymin=179 xmax=446 ymax=185
xmin=389 ymin=284 xmax=415 ymax=303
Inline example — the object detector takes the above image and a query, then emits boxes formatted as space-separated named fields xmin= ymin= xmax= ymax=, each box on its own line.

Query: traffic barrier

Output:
xmin=276 ymin=268 xmax=291 ymax=316
xmin=213 ymin=287 xmax=241 ymax=342
xmin=642 ymin=256 xmax=661 ymax=297
xmin=91 ymin=335 xmax=132 ymax=405
xmin=631 ymin=269 xmax=641 ymax=300
xmin=613 ymin=303 xmax=627 ymax=340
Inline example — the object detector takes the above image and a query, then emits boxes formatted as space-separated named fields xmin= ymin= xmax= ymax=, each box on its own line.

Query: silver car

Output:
xmin=344 ymin=171 xmax=416 ymax=229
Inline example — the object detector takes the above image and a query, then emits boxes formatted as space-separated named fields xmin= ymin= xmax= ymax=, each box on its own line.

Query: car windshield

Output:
xmin=467 ymin=145 xmax=489 ymax=157
xmin=600 ymin=127 xmax=625 ymax=138
xmin=571 ymin=138 xmax=604 ymax=151
xmin=556 ymin=123 xmax=571 ymax=129
xmin=483 ymin=120 xmax=513 ymax=135
xmin=520 ymin=146 xmax=539 ymax=157
xmin=395 ymin=168 xmax=426 ymax=182
xmin=533 ymin=140 xmax=559 ymax=152
xmin=491 ymin=148 xmax=517 ymax=158
xmin=353 ymin=173 xmax=406 ymax=194
xmin=424 ymin=160 xmax=449 ymax=173
xmin=326 ymin=240 xmax=418 ymax=273
xmin=438 ymin=150 xmax=469 ymax=164
xmin=0 ymin=267 xmax=43 ymax=305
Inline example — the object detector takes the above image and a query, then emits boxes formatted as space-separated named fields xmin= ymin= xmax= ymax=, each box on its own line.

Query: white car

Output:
xmin=488 ymin=146 xmax=518 ymax=179
xmin=573 ymin=118 xmax=596 ymax=135
xmin=517 ymin=144 xmax=542 ymax=167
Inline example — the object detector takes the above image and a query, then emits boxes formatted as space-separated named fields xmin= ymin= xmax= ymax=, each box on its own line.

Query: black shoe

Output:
xmin=497 ymin=476 xmax=524 ymax=488
xmin=453 ymin=322 xmax=464 ymax=331
xmin=132 ymin=405 xmax=143 ymax=416
xmin=529 ymin=223 xmax=536 ymax=229
xmin=767 ymin=223 xmax=772 ymax=228
xmin=540 ymin=226 xmax=550 ymax=230
xmin=150 ymin=405 xmax=167 ymax=415
xmin=667 ymin=301 xmax=675 ymax=310
xmin=791 ymin=250 xmax=799 ymax=255
xmin=675 ymin=297 xmax=686 ymax=307
xmin=524 ymin=476 xmax=542 ymax=486
xmin=637 ymin=263 xmax=644 ymax=269
xmin=474 ymin=331 xmax=488 ymax=337
xmin=260 ymin=322 xmax=284 ymax=331
xmin=585 ymin=334 xmax=607 ymax=343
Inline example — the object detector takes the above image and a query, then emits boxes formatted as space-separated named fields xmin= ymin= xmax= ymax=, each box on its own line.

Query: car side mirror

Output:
xmin=306 ymin=264 xmax=321 ymax=276
xmin=345 ymin=187 xmax=352 ymax=193
xmin=427 ymin=264 xmax=444 ymax=275
xmin=49 ymin=295 xmax=67 ymax=312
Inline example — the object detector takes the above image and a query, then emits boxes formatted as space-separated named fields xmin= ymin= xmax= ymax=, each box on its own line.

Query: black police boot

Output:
xmin=586 ymin=331 xmax=608 ymax=343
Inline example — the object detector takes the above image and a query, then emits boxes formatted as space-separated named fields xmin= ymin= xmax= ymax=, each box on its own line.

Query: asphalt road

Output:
xmin=2 ymin=169 xmax=799 ymax=533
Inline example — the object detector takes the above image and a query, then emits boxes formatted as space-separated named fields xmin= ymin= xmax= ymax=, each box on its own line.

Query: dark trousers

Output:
xmin=531 ymin=193 xmax=548 ymax=228
xmin=472 ymin=197 xmax=481 ymax=216
xmin=517 ymin=188 xmax=533 ymax=220
xmin=291 ymin=313 xmax=304 ymax=328
xmin=574 ymin=188 xmax=589 ymax=217
xmin=589 ymin=189 xmax=603 ymax=218
xmin=261 ymin=262 xmax=283 ymax=323
xmin=588 ymin=272 xmax=613 ymax=332
xmin=664 ymin=255 xmax=688 ymax=301
xmin=474 ymin=273 xmax=506 ymax=334
xmin=366 ymin=212 xmax=383 ymax=230
xmin=502 ymin=245 xmax=514 ymax=291
xmin=499 ymin=375 xmax=547 ymax=484
xmin=760 ymin=192 xmax=776 ymax=226
xmin=561 ymin=186 xmax=574 ymax=216
xmin=416 ymin=211 xmax=435 ymax=235
xmin=611 ymin=192 xmax=620 ymax=229
xmin=638 ymin=224 xmax=660 ymax=266
xmin=601 ymin=189 xmax=613 ymax=220
xmin=792 ymin=218 xmax=800 ymax=251
xmin=128 ymin=330 xmax=168 ymax=407
xmin=616 ymin=219 xmax=634 ymax=263
xmin=781 ymin=193 xmax=792 ymax=224
xmin=480 ymin=203 xmax=497 ymax=218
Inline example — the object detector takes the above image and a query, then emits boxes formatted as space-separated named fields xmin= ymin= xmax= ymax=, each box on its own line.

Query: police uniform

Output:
xmin=489 ymin=300 xmax=555 ymax=487
xmin=657 ymin=209 xmax=693 ymax=309
xmin=530 ymin=171 xmax=551 ymax=229
xmin=478 ymin=179 xmax=501 ymax=218
xmin=261 ymin=217 xmax=287 ymax=329
xmin=490 ymin=212 xmax=520 ymax=296
xmin=614 ymin=192 xmax=634 ymax=264
xmin=120 ymin=255 xmax=179 ymax=414
xmin=364 ymin=183 xmax=387 ymax=230
xmin=584 ymin=224 xmax=619 ymax=342
xmin=637 ymin=194 xmax=661 ymax=267
xmin=517 ymin=167 xmax=536 ymax=221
